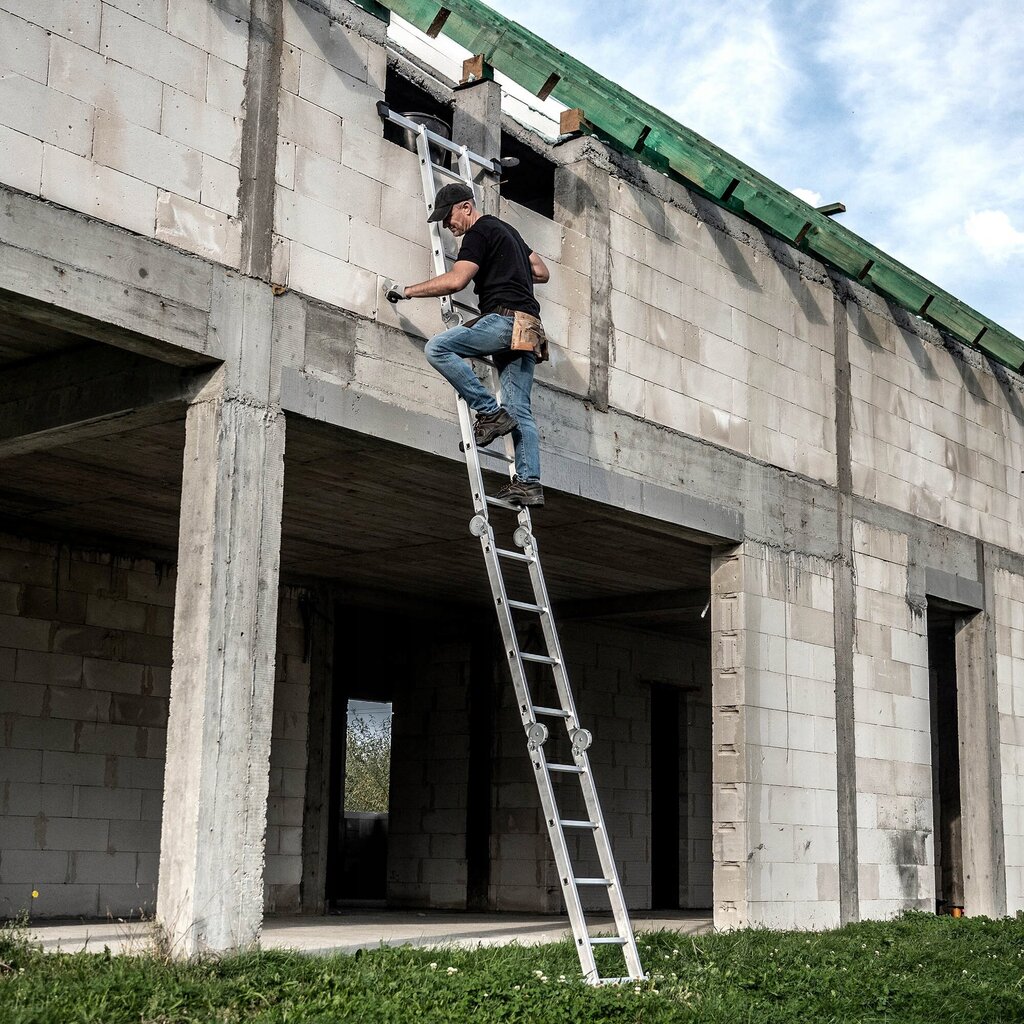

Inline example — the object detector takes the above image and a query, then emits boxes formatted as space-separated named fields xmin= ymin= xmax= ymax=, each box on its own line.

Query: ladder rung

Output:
xmin=486 ymin=496 xmax=519 ymax=511
xmin=496 ymin=547 xmax=533 ymax=563
xmin=589 ymin=938 xmax=628 ymax=945
xmin=574 ymin=878 xmax=613 ymax=886
xmin=521 ymin=652 xmax=558 ymax=665
xmin=508 ymin=599 xmax=545 ymax=613
xmin=430 ymin=161 xmax=470 ymax=182
xmin=479 ymin=449 xmax=514 ymax=463
xmin=559 ymin=819 xmax=598 ymax=829
xmin=548 ymin=763 xmax=584 ymax=774
xmin=532 ymin=705 xmax=570 ymax=718
xmin=597 ymin=977 xmax=637 ymax=985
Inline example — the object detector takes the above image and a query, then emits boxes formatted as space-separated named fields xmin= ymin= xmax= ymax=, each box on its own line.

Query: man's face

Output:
xmin=444 ymin=201 xmax=473 ymax=236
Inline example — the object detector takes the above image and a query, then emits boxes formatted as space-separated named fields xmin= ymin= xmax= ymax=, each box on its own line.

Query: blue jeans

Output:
xmin=424 ymin=314 xmax=541 ymax=482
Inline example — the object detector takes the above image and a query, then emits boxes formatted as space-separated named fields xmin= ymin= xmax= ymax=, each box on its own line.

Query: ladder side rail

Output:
xmin=572 ymin=747 xmax=645 ymax=979
xmin=456 ymin=396 xmax=491 ymax=518
xmin=530 ymin=749 xmax=600 ymax=982
xmin=414 ymin=129 xmax=461 ymax=326
xmin=520 ymin=532 xmax=582 ymax=725
xmin=521 ymin=533 xmax=645 ymax=979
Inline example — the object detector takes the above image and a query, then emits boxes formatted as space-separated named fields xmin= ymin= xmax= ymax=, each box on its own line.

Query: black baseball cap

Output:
xmin=428 ymin=182 xmax=475 ymax=223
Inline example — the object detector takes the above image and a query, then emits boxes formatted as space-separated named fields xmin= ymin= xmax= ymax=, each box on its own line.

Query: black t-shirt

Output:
xmin=456 ymin=215 xmax=541 ymax=318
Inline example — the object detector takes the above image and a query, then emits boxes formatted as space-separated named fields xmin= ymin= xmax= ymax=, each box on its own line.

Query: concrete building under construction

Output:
xmin=1 ymin=0 xmax=1023 ymax=954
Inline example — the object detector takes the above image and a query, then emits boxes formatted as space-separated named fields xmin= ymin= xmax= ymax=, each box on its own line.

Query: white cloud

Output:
xmin=792 ymin=188 xmax=824 ymax=207
xmin=486 ymin=0 xmax=797 ymax=165
xmin=964 ymin=211 xmax=1024 ymax=261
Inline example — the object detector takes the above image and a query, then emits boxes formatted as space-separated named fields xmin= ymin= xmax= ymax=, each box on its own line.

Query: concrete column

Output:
xmin=955 ymin=546 xmax=1007 ymax=917
xmin=452 ymin=73 xmax=502 ymax=215
xmin=157 ymin=273 xmax=285 ymax=955
xmin=554 ymin=156 xmax=611 ymax=411
xmin=238 ymin=0 xmax=283 ymax=281
xmin=300 ymin=586 xmax=335 ymax=914
xmin=831 ymin=293 xmax=859 ymax=923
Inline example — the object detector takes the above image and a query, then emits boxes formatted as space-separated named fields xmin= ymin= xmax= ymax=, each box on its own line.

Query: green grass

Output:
xmin=2 ymin=912 xmax=1023 ymax=1023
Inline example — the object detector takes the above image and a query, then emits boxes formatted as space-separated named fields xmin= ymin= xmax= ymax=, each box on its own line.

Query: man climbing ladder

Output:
xmin=378 ymin=102 xmax=644 ymax=985
xmin=384 ymin=181 xmax=549 ymax=507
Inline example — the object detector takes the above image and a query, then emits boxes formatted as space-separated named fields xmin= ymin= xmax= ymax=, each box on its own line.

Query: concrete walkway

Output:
xmin=26 ymin=909 xmax=713 ymax=956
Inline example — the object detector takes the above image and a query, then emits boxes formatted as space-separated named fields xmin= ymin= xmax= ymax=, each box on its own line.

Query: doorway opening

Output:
xmin=336 ymin=698 xmax=392 ymax=904
xmin=927 ymin=606 xmax=964 ymax=914
xmin=650 ymin=683 xmax=682 ymax=909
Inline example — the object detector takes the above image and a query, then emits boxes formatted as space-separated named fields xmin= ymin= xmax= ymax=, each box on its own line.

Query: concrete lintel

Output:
xmin=0 ymin=187 xmax=219 ymax=365
xmin=280 ymin=368 xmax=742 ymax=544
xmin=925 ymin=567 xmax=984 ymax=611
xmin=0 ymin=346 xmax=212 ymax=458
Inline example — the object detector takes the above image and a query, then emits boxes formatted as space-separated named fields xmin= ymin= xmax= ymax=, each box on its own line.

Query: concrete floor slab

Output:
xmin=25 ymin=909 xmax=713 ymax=957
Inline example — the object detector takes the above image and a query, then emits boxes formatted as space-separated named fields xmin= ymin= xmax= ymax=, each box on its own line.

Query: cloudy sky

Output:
xmin=451 ymin=0 xmax=1024 ymax=338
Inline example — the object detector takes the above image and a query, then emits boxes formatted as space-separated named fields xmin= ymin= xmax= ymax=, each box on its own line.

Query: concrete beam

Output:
xmin=280 ymin=367 xmax=743 ymax=544
xmin=0 ymin=346 xmax=212 ymax=458
xmin=0 ymin=185 xmax=218 ymax=365
xmin=157 ymin=274 xmax=285 ymax=955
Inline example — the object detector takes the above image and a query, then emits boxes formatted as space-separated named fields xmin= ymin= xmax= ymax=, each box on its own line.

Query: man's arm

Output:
xmin=529 ymin=251 xmax=549 ymax=284
xmin=397 ymin=260 xmax=479 ymax=300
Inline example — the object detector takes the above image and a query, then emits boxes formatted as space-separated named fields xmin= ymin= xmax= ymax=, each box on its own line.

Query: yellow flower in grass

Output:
xmin=31 ymin=890 xmax=39 ymax=899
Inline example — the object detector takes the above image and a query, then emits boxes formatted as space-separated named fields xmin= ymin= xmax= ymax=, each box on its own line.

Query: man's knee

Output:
xmin=424 ymin=335 xmax=447 ymax=366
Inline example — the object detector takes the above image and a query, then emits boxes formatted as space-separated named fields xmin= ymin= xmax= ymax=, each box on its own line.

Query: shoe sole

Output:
xmin=503 ymin=494 xmax=544 ymax=508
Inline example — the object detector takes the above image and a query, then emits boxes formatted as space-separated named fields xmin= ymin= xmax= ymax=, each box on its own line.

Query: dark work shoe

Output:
xmin=473 ymin=407 xmax=518 ymax=447
xmin=494 ymin=476 xmax=544 ymax=508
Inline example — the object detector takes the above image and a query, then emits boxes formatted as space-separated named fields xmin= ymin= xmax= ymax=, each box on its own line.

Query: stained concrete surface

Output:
xmin=26 ymin=909 xmax=712 ymax=956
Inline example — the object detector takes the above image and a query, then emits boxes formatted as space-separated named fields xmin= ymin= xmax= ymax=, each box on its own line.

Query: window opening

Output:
xmin=499 ymin=130 xmax=555 ymax=219
xmin=383 ymin=65 xmax=453 ymax=164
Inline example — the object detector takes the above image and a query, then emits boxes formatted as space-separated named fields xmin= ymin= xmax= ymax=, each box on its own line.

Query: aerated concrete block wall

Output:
xmin=846 ymin=304 xmax=1024 ymax=549
xmin=607 ymin=179 xmax=837 ymax=484
xmin=0 ymin=0 xmax=249 ymax=266
xmin=851 ymin=523 xmax=934 ymax=918
xmin=995 ymin=569 xmax=1024 ymax=914
xmin=0 ymin=533 xmax=171 ymax=919
xmin=0 ymin=530 xmax=311 ymax=919
xmin=712 ymin=543 xmax=840 ymax=930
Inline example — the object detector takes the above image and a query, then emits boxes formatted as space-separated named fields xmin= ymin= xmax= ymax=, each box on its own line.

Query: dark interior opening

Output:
xmin=383 ymin=65 xmax=453 ymax=153
xmin=927 ymin=605 xmax=964 ymax=913
xmin=650 ymin=683 xmax=682 ymax=909
xmin=326 ymin=606 xmax=398 ymax=908
xmin=500 ymin=131 xmax=556 ymax=219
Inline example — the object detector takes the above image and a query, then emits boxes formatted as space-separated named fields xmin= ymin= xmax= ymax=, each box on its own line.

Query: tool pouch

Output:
xmin=510 ymin=310 xmax=549 ymax=363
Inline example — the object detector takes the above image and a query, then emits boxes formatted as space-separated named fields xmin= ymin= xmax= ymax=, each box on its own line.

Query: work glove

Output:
xmin=382 ymin=278 xmax=407 ymax=303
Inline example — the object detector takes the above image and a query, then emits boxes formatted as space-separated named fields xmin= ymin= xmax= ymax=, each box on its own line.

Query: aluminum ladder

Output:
xmin=377 ymin=101 xmax=645 ymax=985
